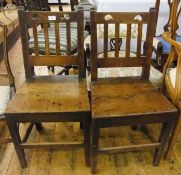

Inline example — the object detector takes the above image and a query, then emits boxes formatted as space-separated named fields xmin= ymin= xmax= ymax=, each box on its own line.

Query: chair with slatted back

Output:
xmin=152 ymin=0 xmax=181 ymax=71
xmin=4 ymin=7 xmax=90 ymax=168
xmin=0 ymin=22 xmax=15 ymax=144
xmin=15 ymin=0 xmax=89 ymax=75
xmin=90 ymin=9 xmax=178 ymax=173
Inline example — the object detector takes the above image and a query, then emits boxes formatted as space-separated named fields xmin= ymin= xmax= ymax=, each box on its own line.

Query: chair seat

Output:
xmin=29 ymin=24 xmax=89 ymax=55
xmin=153 ymin=36 xmax=181 ymax=53
xmin=91 ymin=77 xmax=176 ymax=118
xmin=0 ymin=86 xmax=11 ymax=117
xmin=5 ymin=76 xmax=89 ymax=114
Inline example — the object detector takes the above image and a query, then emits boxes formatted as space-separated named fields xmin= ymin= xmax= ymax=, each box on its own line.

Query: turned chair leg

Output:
xmin=165 ymin=114 xmax=181 ymax=160
xmin=153 ymin=122 xmax=173 ymax=166
xmin=91 ymin=120 xmax=100 ymax=173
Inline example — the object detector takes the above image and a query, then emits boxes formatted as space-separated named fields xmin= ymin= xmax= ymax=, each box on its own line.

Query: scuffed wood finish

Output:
xmin=5 ymin=8 xmax=90 ymax=168
xmin=6 ymin=76 xmax=89 ymax=114
xmin=90 ymin=8 xmax=178 ymax=173
xmin=92 ymin=78 xmax=176 ymax=119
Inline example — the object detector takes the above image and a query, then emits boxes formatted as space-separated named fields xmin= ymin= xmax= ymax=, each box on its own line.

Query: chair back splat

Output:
xmin=18 ymin=7 xmax=85 ymax=80
xmin=90 ymin=8 xmax=157 ymax=81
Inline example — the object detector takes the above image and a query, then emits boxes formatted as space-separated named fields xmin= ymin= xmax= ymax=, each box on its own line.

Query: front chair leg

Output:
xmin=6 ymin=122 xmax=27 ymax=168
xmin=153 ymin=121 xmax=173 ymax=166
xmin=91 ymin=120 xmax=100 ymax=173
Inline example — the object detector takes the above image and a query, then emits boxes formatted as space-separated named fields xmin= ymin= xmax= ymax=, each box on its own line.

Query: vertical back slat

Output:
xmin=66 ymin=21 xmax=71 ymax=55
xmin=44 ymin=23 xmax=50 ymax=56
xmin=32 ymin=23 xmax=39 ymax=56
xmin=104 ymin=23 xmax=108 ymax=58
xmin=55 ymin=22 xmax=61 ymax=55
xmin=115 ymin=23 xmax=120 ymax=57
xmin=77 ymin=10 xmax=85 ymax=78
xmin=126 ymin=24 xmax=131 ymax=57
xmin=137 ymin=23 xmax=143 ymax=57
xmin=91 ymin=10 xmax=98 ymax=81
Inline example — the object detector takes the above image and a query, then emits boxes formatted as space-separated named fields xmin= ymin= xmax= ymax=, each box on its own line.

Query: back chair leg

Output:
xmin=83 ymin=117 xmax=90 ymax=166
xmin=6 ymin=122 xmax=27 ymax=168
xmin=165 ymin=114 xmax=181 ymax=160
xmin=91 ymin=120 xmax=100 ymax=173
xmin=153 ymin=121 xmax=173 ymax=166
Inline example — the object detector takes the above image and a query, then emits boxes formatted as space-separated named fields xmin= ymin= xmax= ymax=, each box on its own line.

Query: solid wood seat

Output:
xmin=6 ymin=76 xmax=89 ymax=114
xmin=92 ymin=77 xmax=176 ymax=119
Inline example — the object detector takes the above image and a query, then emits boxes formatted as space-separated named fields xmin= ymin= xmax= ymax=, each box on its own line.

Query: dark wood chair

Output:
xmin=152 ymin=0 xmax=181 ymax=71
xmin=0 ymin=22 xmax=16 ymax=144
xmin=90 ymin=9 xmax=178 ymax=173
xmin=4 ymin=7 xmax=90 ymax=168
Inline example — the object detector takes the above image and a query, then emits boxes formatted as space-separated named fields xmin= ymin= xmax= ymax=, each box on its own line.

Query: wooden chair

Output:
xmin=161 ymin=0 xmax=181 ymax=158
xmin=152 ymin=0 xmax=181 ymax=71
xmin=90 ymin=9 xmax=178 ymax=173
xmin=0 ymin=22 xmax=15 ymax=144
xmin=4 ymin=7 xmax=90 ymax=168
xmin=161 ymin=31 xmax=181 ymax=160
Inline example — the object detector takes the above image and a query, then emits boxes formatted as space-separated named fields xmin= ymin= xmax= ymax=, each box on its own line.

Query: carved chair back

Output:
xmin=90 ymin=9 xmax=157 ymax=81
xmin=18 ymin=7 xmax=85 ymax=80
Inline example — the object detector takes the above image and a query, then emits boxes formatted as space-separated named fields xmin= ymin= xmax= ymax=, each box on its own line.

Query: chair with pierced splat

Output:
xmin=89 ymin=9 xmax=178 ymax=173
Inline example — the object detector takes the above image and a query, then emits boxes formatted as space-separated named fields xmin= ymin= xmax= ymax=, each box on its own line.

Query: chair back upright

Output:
xmin=161 ymin=0 xmax=181 ymax=104
xmin=0 ymin=22 xmax=15 ymax=89
xmin=163 ymin=0 xmax=181 ymax=38
xmin=162 ymin=31 xmax=181 ymax=106
xmin=18 ymin=7 xmax=85 ymax=80
xmin=90 ymin=8 xmax=157 ymax=81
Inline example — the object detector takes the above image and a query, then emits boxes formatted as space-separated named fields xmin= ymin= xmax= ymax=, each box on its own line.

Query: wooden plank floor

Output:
xmin=1 ymin=5 xmax=181 ymax=175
